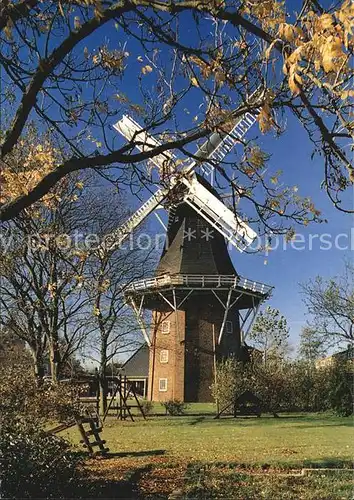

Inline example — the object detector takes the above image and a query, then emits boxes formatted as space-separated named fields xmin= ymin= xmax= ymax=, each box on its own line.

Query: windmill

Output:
xmin=102 ymin=91 xmax=261 ymax=254
xmin=103 ymin=95 xmax=273 ymax=402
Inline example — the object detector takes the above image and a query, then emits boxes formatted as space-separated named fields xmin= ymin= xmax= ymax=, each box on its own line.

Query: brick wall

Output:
xmin=148 ymin=294 xmax=242 ymax=403
xmin=148 ymin=309 xmax=186 ymax=402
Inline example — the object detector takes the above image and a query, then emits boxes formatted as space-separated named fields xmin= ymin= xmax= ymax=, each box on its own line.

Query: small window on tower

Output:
xmin=160 ymin=349 xmax=169 ymax=364
xmin=159 ymin=378 xmax=168 ymax=392
xmin=226 ymin=321 xmax=233 ymax=334
xmin=161 ymin=320 xmax=170 ymax=334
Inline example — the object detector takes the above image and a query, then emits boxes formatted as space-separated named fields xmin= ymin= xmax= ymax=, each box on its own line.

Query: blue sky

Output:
xmin=232 ymin=114 xmax=353 ymax=351
xmin=97 ymin=4 xmax=353 ymax=352
xmin=134 ymin=109 xmax=352 ymax=352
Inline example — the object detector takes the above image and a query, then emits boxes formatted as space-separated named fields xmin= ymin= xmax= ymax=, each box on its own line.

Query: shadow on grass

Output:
xmin=302 ymin=457 xmax=354 ymax=469
xmin=74 ymin=464 xmax=154 ymax=499
xmin=290 ymin=421 xmax=353 ymax=429
xmin=106 ymin=449 xmax=166 ymax=458
xmin=189 ymin=417 xmax=205 ymax=425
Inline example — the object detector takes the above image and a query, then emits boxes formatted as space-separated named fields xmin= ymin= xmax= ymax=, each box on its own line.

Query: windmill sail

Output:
xmin=107 ymin=91 xmax=262 ymax=252
xmin=181 ymin=174 xmax=256 ymax=252
xmin=113 ymin=115 xmax=176 ymax=175
xmin=101 ymin=188 xmax=167 ymax=252
xmin=194 ymin=112 xmax=259 ymax=175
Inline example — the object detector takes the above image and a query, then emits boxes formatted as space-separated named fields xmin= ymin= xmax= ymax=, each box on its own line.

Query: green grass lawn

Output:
xmin=66 ymin=412 xmax=353 ymax=466
xmin=63 ymin=412 xmax=354 ymax=499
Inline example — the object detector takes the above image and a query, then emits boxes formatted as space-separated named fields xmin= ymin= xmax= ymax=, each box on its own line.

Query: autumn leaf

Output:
xmin=321 ymin=37 xmax=345 ymax=73
xmin=4 ymin=19 xmax=13 ymax=41
xmin=141 ymin=65 xmax=153 ymax=75
xmin=318 ymin=13 xmax=335 ymax=31
xmin=340 ymin=89 xmax=354 ymax=99
xmin=279 ymin=23 xmax=297 ymax=42
xmin=289 ymin=73 xmax=302 ymax=95
xmin=257 ymin=102 xmax=274 ymax=133
xmin=93 ymin=306 xmax=101 ymax=316
xmin=74 ymin=16 xmax=81 ymax=30
xmin=190 ymin=77 xmax=199 ymax=87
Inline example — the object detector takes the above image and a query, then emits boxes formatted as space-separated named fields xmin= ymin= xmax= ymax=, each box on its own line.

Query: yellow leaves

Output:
xmin=248 ymin=147 xmax=268 ymax=170
xmin=48 ymin=283 xmax=57 ymax=299
xmin=341 ymin=89 xmax=354 ymax=99
xmin=58 ymin=1 xmax=65 ymax=17
xmin=283 ymin=47 xmax=304 ymax=95
xmin=0 ymin=142 xmax=58 ymax=206
xmin=242 ymin=0 xmax=285 ymax=31
xmin=265 ymin=40 xmax=279 ymax=60
xmin=92 ymin=47 xmax=128 ymax=73
xmin=278 ymin=23 xmax=297 ymax=42
xmin=257 ymin=101 xmax=274 ymax=134
xmin=101 ymin=47 xmax=127 ymax=72
xmin=93 ymin=306 xmax=101 ymax=316
xmin=278 ymin=23 xmax=304 ymax=45
xmin=288 ymin=72 xmax=302 ymax=95
xmin=268 ymin=4 xmax=352 ymax=100
xmin=283 ymin=47 xmax=303 ymax=75
xmin=190 ymin=77 xmax=199 ymax=87
xmin=141 ymin=65 xmax=153 ymax=75
xmin=269 ymin=199 xmax=280 ymax=210
xmin=92 ymin=54 xmax=100 ymax=65
xmin=337 ymin=0 xmax=354 ymax=47
xmin=98 ymin=279 xmax=110 ymax=292
xmin=320 ymin=36 xmax=345 ymax=73
xmin=4 ymin=19 xmax=13 ymax=41
xmin=317 ymin=13 xmax=335 ymax=31
xmin=74 ymin=16 xmax=81 ymax=30
xmin=73 ymin=250 xmax=87 ymax=262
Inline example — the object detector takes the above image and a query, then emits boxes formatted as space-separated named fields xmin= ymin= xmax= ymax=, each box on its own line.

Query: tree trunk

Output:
xmin=99 ymin=340 xmax=108 ymax=416
xmin=33 ymin=356 xmax=45 ymax=387
xmin=49 ymin=341 xmax=61 ymax=384
xmin=29 ymin=346 xmax=45 ymax=387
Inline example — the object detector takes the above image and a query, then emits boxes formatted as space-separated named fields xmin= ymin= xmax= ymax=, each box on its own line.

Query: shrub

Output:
xmin=0 ymin=419 xmax=82 ymax=498
xmin=211 ymin=357 xmax=254 ymax=412
xmin=0 ymin=358 xmax=84 ymax=498
xmin=140 ymin=399 xmax=154 ymax=416
xmin=212 ymin=355 xmax=354 ymax=417
xmin=162 ymin=399 xmax=189 ymax=416
xmin=327 ymin=361 xmax=353 ymax=417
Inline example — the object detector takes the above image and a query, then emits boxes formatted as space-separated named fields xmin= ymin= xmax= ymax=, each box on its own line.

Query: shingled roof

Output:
xmin=156 ymin=175 xmax=237 ymax=276
xmin=121 ymin=344 xmax=149 ymax=378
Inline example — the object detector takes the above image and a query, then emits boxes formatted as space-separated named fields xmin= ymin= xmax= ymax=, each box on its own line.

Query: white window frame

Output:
xmin=160 ymin=349 xmax=169 ymax=364
xmin=161 ymin=320 xmax=170 ymax=334
xmin=159 ymin=378 xmax=168 ymax=392
xmin=226 ymin=320 xmax=233 ymax=334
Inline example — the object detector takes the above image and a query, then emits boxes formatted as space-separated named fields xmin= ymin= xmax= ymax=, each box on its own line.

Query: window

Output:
xmin=159 ymin=378 xmax=168 ymax=392
xmin=226 ymin=321 xmax=233 ymax=334
xmin=161 ymin=320 xmax=170 ymax=334
xmin=160 ymin=349 xmax=169 ymax=364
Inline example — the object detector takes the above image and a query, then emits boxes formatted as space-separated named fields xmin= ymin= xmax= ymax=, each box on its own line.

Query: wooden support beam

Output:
xmin=130 ymin=297 xmax=151 ymax=346
xmin=218 ymin=289 xmax=233 ymax=344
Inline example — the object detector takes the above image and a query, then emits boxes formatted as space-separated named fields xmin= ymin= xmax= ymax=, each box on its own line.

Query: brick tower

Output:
xmin=125 ymin=178 xmax=272 ymax=403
